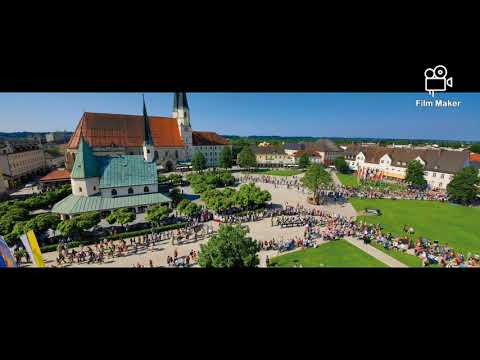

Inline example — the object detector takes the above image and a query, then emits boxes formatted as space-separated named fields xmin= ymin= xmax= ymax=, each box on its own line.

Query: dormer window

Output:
xmin=144 ymin=186 xmax=150 ymax=193
xmin=128 ymin=188 xmax=134 ymax=194
xmin=111 ymin=189 xmax=117 ymax=196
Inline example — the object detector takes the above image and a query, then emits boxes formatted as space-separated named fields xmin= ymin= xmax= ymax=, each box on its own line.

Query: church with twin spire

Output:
xmin=52 ymin=93 xmax=231 ymax=219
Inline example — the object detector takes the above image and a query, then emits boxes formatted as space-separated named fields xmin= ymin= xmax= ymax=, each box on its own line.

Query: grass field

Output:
xmin=336 ymin=173 xmax=406 ymax=191
xmin=269 ymin=240 xmax=387 ymax=267
xmin=336 ymin=173 xmax=360 ymax=187
xmin=350 ymin=198 xmax=480 ymax=255
xmin=369 ymin=242 xmax=423 ymax=267
xmin=243 ymin=169 xmax=303 ymax=176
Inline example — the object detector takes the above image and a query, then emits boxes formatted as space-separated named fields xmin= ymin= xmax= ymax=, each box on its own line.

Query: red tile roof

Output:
xmin=40 ymin=169 xmax=71 ymax=182
xmin=68 ymin=112 xmax=184 ymax=149
xmin=293 ymin=149 xmax=321 ymax=158
xmin=192 ymin=131 xmax=229 ymax=146
xmin=470 ymin=152 xmax=480 ymax=162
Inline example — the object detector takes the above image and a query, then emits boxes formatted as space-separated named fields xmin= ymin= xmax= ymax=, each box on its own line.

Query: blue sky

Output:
xmin=0 ymin=93 xmax=478 ymax=141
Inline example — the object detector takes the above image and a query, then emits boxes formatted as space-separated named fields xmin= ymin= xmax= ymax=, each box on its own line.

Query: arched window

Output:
xmin=154 ymin=151 xmax=159 ymax=159
xmin=78 ymin=187 xmax=82 ymax=193
xmin=128 ymin=188 xmax=134 ymax=194
xmin=111 ymin=189 xmax=117 ymax=196
xmin=165 ymin=150 xmax=169 ymax=157
xmin=144 ymin=186 xmax=150 ymax=193
xmin=93 ymin=186 xmax=97 ymax=191
xmin=175 ymin=150 xmax=178 ymax=159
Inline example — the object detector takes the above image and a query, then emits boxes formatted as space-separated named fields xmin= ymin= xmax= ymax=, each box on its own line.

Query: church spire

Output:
xmin=173 ymin=92 xmax=189 ymax=112
xmin=143 ymin=94 xmax=153 ymax=145
xmin=142 ymin=94 xmax=155 ymax=163
xmin=173 ymin=92 xmax=191 ymax=128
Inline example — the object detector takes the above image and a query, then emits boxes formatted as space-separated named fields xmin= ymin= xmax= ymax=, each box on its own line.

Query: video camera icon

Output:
xmin=424 ymin=65 xmax=453 ymax=97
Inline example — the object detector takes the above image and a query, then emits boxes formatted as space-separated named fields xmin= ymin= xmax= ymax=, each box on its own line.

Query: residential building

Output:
xmin=346 ymin=145 xmax=469 ymax=190
xmin=304 ymin=139 xmax=344 ymax=166
xmin=0 ymin=141 xmax=47 ymax=188
xmin=64 ymin=93 xmax=230 ymax=172
xmin=250 ymin=145 xmax=296 ymax=167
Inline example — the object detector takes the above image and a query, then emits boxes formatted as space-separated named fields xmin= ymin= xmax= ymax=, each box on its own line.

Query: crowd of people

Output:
xmin=236 ymin=172 xmax=449 ymax=202
xmin=52 ymin=223 xmax=215 ymax=268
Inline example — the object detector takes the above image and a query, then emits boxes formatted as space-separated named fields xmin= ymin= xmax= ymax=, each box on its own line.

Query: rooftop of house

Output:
xmin=68 ymin=112 xmax=185 ymax=149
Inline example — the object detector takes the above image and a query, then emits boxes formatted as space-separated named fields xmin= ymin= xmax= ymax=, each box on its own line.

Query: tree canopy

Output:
xmin=301 ymin=164 xmax=331 ymax=193
xmin=197 ymin=224 xmax=260 ymax=268
xmin=187 ymin=171 xmax=236 ymax=194
xmin=106 ymin=208 xmax=136 ymax=227
xmin=146 ymin=205 xmax=172 ymax=225
xmin=192 ymin=151 xmax=207 ymax=171
xmin=405 ymin=160 xmax=427 ymax=188
xmin=298 ymin=153 xmax=311 ymax=169
xmin=219 ymin=146 xmax=233 ymax=169
xmin=334 ymin=156 xmax=350 ymax=174
xmin=447 ymin=166 xmax=480 ymax=204
xmin=470 ymin=144 xmax=480 ymax=154
xmin=176 ymin=199 xmax=202 ymax=218
xmin=237 ymin=147 xmax=256 ymax=169
xmin=56 ymin=211 xmax=101 ymax=238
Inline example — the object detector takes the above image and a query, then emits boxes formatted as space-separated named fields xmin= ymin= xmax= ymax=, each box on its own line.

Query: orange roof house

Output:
xmin=470 ymin=152 xmax=480 ymax=162
xmin=67 ymin=112 xmax=184 ymax=150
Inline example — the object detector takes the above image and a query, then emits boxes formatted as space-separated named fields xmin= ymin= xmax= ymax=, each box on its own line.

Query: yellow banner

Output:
xmin=26 ymin=230 xmax=45 ymax=268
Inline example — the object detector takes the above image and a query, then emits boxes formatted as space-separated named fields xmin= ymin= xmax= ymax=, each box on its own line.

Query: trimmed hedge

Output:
xmin=40 ymin=222 xmax=188 ymax=253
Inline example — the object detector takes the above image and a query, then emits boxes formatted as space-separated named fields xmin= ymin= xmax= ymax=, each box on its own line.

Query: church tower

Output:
xmin=173 ymin=92 xmax=193 ymax=160
xmin=142 ymin=95 xmax=155 ymax=163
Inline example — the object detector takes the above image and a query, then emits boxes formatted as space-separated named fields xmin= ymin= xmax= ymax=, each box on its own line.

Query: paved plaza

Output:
xmin=24 ymin=175 xmax=403 ymax=268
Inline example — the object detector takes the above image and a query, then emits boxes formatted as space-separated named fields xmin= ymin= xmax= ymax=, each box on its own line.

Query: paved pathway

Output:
xmin=344 ymin=236 xmax=408 ymax=268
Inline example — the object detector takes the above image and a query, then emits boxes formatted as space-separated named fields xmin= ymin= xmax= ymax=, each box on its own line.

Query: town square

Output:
xmin=1 ymin=92 xmax=480 ymax=269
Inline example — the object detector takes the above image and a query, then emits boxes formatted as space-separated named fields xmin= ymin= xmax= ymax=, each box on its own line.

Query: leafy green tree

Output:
xmin=56 ymin=219 xmax=80 ymax=238
xmin=219 ymin=146 xmax=233 ymax=169
xmin=176 ymin=199 xmax=190 ymax=213
xmin=192 ymin=151 xmax=207 ymax=171
xmin=238 ymin=147 xmax=256 ymax=169
xmin=23 ymin=213 xmax=61 ymax=234
xmin=169 ymin=187 xmax=183 ymax=205
xmin=106 ymin=208 xmax=136 ymax=229
xmin=447 ymin=166 xmax=480 ymax=204
xmin=298 ymin=153 xmax=311 ymax=169
xmin=197 ymin=224 xmax=260 ymax=268
xmin=405 ymin=160 xmax=427 ymax=189
xmin=235 ymin=183 xmax=271 ymax=210
xmin=75 ymin=211 xmax=102 ymax=232
xmin=470 ymin=144 xmax=480 ymax=154
xmin=179 ymin=201 xmax=201 ymax=218
xmin=146 ymin=205 xmax=172 ymax=226
xmin=301 ymin=164 xmax=332 ymax=204
xmin=334 ymin=156 xmax=350 ymax=174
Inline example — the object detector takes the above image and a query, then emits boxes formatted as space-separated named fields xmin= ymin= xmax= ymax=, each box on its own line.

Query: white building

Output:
xmin=345 ymin=145 xmax=469 ymax=190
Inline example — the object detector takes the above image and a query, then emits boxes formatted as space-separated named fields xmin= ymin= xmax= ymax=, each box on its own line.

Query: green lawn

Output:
xmin=336 ymin=173 xmax=360 ymax=187
xmin=350 ymin=198 xmax=480 ymax=255
xmin=336 ymin=173 xmax=406 ymax=191
xmin=269 ymin=239 xmax=387 ymax=267
xmin=370 ymin=242 xmax=423 ymax=267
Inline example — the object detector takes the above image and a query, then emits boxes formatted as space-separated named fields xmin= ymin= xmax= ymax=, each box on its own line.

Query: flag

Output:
xmin=21 ymin=230 xmax=45 ymax=268
xmin=0 ymin=235 xmax=16 ymax=268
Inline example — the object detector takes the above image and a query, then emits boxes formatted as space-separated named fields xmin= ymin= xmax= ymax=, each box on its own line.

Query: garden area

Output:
xmin=350 ymin=198 xmax=480 ymax=255
xmin=269 ymin=240 xmax=387 ymax=267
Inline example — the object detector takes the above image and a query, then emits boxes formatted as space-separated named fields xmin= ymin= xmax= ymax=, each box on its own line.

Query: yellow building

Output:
xmin=0 ymin=141 xmax=47 ymax=188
